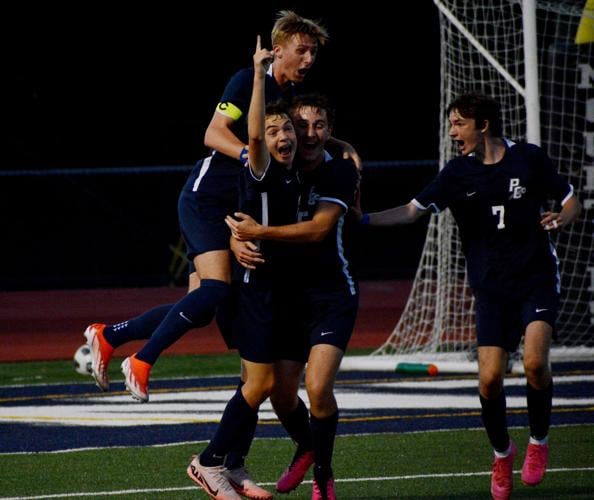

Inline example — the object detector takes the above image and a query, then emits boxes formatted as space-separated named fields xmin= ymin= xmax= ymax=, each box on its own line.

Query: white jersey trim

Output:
xmin=242 ymin=193 xmax=267 ymax=284
xmin=412 ymin=198 xmax=440 ymax=214
xmin=319 ymin=196 xmax=348 ymax=211
xmin=561 ymin=184 xmax=575 ymax=207
xmin=248 ymin=157 xmax=272 ymax=181
xmin=336 ymin=214 xmax=356 ymax=296
xmin=192 ymin=156 xmax=213 ymax=192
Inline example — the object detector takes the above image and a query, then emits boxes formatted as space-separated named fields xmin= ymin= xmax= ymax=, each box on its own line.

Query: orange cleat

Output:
xmin=83 ymin=323 xmax=114 ymax=391
xmin=121 ymin=354 xmax=152 ymax=402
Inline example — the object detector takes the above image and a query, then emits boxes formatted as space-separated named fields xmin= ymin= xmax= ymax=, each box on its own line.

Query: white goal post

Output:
xmin=343 ymin=0 xmax=594 ymax=373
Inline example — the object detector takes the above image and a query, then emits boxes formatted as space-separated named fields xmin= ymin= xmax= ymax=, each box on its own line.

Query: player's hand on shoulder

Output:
xmin=342 ymin=144 xmax=362 ymax=171
xmin=328 ymin=137 xmax=362 ymax=170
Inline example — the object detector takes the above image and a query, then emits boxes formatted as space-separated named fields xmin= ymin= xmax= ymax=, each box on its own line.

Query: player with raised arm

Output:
xmin=80 ymin=13 xmax=357 ymax=497
xmin=186 ymin=35 xmax=301 ymax=500
xmin=358 ymin=93 xmax=582 ymax=500
xmin=79 ymin=12 xmax=330 ymax=499
xmin=82 ymin=11 xmax=360 ymax=401
xmin=226 ymin=92 xmax=359 ymax=500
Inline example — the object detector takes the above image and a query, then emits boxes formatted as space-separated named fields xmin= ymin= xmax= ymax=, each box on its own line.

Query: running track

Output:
xmin=0 ymin=281 xmax=593 ymax=454
xmin=0 ymin=281 xmax=409 ymax=362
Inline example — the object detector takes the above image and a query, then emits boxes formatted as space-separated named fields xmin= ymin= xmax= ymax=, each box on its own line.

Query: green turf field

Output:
xmin=1 ymin=425 xmax=593 ymax=498
xmin=1 ymin=354 xmax=592 ymax=499
xmin=0 ymin=352 xmax=243 ymax=387
xmin=0 ymin=350 xmax=373 ymax=387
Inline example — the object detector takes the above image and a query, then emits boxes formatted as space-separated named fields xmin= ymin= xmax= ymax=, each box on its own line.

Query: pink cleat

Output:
xmin=490 ymin=441 xmax=516 ymax=500
xmin=521 ymin=442 xmax=548 ymax=486
xmin=276 ymin=450 xmax=315 ymax=493
xmin=312 ymin=476 xmax=336 ymax=500
xmin=83 ymin=323 xmax=114 ymax=391
xmin=121 ymin=354 xmax=151 ymax=402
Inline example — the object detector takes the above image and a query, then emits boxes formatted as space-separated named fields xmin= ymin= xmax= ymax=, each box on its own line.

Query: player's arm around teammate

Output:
xmin=186 ymin=38 xmax=299 ymax=500
xmin=81 ymin=12 xmax=355 ymax=400
xmin=227 ymin=93 xmax=360 ymax=499
xmin=359 ymin=93 xmax=582 ymax=500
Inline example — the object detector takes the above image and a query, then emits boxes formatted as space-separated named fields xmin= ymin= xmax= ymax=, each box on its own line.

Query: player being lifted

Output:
xmin=82 ymin=10 xmax=358 ymax=402
xmin=80 ymin=11 xmax=359 ymax=500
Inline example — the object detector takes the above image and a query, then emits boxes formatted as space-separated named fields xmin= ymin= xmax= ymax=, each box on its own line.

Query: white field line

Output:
xmin=2 ymin=467 xmax=594 ymax=499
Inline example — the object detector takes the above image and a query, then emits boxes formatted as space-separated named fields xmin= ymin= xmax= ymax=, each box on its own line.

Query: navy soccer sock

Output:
xmin=527 ymin=381 xmax=553 ymax=440
xmin=135 ymin=279 xmax=229 ymax=365
xmin=225 ymin=381 xmax=258 ymax=470
xmin=201 ymin=389 xmax=256 ymax=467
xmin=480 ymin=391 xmax=510 ymax=452
xmin=278 ymin=397 xmax=313 ymax=456
xmin=310 ymin=410 xmax=338 ymax=475
xmin=103 ymin=304 xmax=173 ymax=348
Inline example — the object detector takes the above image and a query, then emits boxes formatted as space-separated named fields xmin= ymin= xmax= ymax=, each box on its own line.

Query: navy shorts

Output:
xmin=178 ymin=154 xmax=242 ymax=260
xmin=475 ymin=282 xmax=560 ymax=352
xmin=305 ymin=287 xmax=359 ymax=352
xmin=234 ymin=281 xmax=307 ymax=364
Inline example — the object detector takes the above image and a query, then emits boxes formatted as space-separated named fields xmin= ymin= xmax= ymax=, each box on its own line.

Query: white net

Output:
xmin=373 ymin=0 xmax=594 ymax=362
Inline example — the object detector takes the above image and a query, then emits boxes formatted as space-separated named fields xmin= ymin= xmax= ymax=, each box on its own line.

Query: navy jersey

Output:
xmin=295 ymin=155 xmax=359 ymax=295
xmin=218 ymin=67 xmax=302 ymax=145
xmin=199 ymin=66 xmax=304 ymax=203
xmin=414 ymin=141 xmax=573 ymax=294
xmin=236 ymin=160 xmax=301 ymax=284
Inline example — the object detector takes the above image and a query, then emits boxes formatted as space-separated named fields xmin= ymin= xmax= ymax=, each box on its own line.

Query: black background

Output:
xmin=1 ymin=2 xmax=441 ymax=289
xmin=3 ymin=2 xmax=441 ymax=167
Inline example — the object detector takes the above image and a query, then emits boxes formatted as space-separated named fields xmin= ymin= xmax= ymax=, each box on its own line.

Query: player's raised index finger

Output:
xmin=256 ymin=34 xmax=261 ymax=51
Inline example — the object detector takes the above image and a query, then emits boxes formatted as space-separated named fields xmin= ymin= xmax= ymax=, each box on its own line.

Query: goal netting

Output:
xmin=342 ymin=0 xmax=593 ymax=373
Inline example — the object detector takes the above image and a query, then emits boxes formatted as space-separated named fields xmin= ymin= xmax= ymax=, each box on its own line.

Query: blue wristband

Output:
xmin=360 ymin=213 xmax=370 ymax=225
xmin=239 ymin=146 xmax=248 ymax=162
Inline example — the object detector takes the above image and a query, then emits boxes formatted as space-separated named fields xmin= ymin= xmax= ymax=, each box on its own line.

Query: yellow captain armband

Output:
xmin=216 ymin=101 xmax=243 ymax=121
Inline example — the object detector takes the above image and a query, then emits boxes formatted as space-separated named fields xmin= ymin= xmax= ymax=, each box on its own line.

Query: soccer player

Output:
xmin=225 ymin=92 xmax=360 ymax=500
xmin=82 ymin=12 xmax=361 ymax=498
xmin=83 ymin=10 xmax=359 ymax=401
xmin=186 ymin=36 xmax=300 ymax=500
xmin=358 ymin=93 xmax=582 ymax=500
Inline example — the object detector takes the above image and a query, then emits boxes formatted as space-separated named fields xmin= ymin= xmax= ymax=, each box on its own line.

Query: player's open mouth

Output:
xmin=278 ymin=144 xmax=293 ymax=157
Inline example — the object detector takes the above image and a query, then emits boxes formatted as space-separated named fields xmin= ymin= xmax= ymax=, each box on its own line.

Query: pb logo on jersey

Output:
xmin=509 ymin=178 xmax=526 ymax=199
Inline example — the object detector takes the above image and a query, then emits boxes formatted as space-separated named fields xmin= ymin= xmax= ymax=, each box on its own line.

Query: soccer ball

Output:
xmin=73 ymin=344 xmax=92 ymax=375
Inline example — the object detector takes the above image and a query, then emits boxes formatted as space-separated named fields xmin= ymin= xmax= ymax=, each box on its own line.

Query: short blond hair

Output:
xmin=271 ymin=10 xmax=329 ymax=47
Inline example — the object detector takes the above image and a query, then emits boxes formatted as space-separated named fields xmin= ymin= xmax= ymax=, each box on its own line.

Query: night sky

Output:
xmin=2 ymin=2 xmax=441 ymax=168
xmin=1 ymin=2 xmax=442 ymax=288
